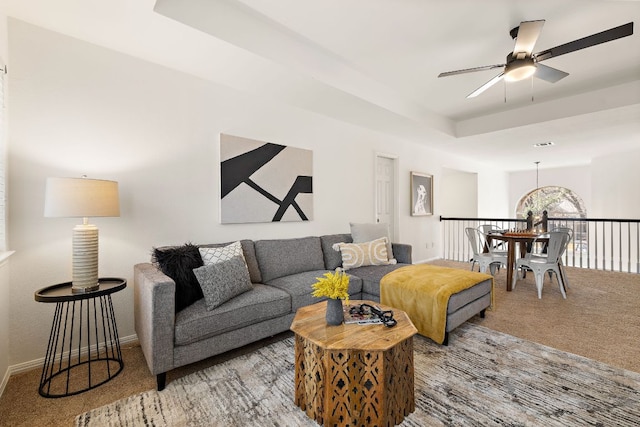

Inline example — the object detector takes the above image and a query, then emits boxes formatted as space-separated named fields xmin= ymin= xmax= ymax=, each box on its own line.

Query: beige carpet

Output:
xmin=75 ymin=325 xmax=640 ymax=426
xmin=1 ymin=262 xmax=639 ymax=426
xmin=447 ymin=260 xmax=640 ymax=373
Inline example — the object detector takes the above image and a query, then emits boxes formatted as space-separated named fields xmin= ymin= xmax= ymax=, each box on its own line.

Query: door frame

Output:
xmin=374 ymin=152 xmax=400 ymax=242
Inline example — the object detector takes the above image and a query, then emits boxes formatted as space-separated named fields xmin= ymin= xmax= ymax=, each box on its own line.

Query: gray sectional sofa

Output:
xmin=134 ymin=234 xmax=413 ymax=390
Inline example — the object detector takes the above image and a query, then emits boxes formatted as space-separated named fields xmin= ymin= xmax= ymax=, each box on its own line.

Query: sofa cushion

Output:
xmin=265 ymin=270 xmax=363 ymax=311
xmin=350 ymin=222 xmax=395 ymax=261
xmin=200 ymin=240 xmax=262 ymax=283
xmin=347 ymin=263 xmax=411 ymax=297
xmin=193 ymin=255 xmax=253 ymax=311
xmin=333 ymin=237 xmax=395 ymax=270
xmin=174 ymin=284 xmax=291 ymax=346
xmin=320 ymin=233 xmax=353 ymax=270
xmin=255 ymin=236 xmax=325 ymax=283
xmin=152 ymin=243 xmax=204 ymax=313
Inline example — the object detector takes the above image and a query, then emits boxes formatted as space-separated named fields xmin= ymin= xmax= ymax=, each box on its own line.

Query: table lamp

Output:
xmin=44 ymin=177 xmax=120 ymax=293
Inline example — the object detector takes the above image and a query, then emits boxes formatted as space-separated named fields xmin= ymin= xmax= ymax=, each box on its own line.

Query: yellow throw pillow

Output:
xmin=332 ymin=237 xmax=395 ymax=270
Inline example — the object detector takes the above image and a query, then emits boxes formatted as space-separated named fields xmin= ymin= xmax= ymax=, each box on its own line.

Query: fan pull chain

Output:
xmin=531 ymin=76 xmax=535 ymax=102
xmin=504 ymin=80 xmax=507 ymax=103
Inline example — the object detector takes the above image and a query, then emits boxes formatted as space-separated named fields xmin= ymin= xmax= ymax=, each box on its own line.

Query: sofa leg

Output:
xmin=480 ymin=309 xmax=486 ymax=318
xmin=442 ymin=332 xmax=449 ymax=346
xmin=157 ymin=373 xmax=166 ymax=391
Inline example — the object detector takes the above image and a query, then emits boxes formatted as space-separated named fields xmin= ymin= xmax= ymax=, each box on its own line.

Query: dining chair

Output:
xmin=525 ymin=227 xmax=573 ymax=285
xmin=478 ymin=224 xmax=501 ymax=234
xmin=465 ymin=227 xmax=507 ymax=275
xmin=549 ymin=226 xmax=573 ymax=288
xmin=512 ymin=231 xmax=571 ymax=299
xmin=478 ymin=224 xmax=505 ymax=250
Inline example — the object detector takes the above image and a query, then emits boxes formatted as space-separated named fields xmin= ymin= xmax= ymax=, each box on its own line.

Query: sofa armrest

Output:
xmin=392 ymin=243 xmax=412 ymax=264
xmin=134 ymin=263 xmax=176 ymax=376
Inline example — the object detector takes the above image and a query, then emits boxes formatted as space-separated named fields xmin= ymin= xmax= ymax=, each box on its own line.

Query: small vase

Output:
xmin=325 ymin=298 xmax=344 ymax=325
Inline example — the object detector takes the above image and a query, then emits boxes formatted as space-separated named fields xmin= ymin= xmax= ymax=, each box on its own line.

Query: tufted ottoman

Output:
xmin=380 ymin=264 xmax=493 ymax=345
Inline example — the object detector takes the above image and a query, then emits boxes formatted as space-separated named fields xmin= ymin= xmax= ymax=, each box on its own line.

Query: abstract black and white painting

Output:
xmin=220 ymin=134 xmax=313 ymax=224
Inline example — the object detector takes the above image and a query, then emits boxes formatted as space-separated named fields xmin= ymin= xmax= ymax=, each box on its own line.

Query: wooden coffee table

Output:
xmin=290 ymin=300 xmax=418 ymax=426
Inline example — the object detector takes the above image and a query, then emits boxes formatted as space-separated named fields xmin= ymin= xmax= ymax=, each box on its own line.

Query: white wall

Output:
xmin=440 ymin=165 xmax=510 ymax=220
xmin=0 ymin=11 xmax=11 ymax=396
xmin=478 ymin=169 xmax=510 ymax=218
xmin=591 ymin=150 xmax=640 ymax=218
xmin=508 ymin=165 xmax=592 ymax=217
xmin=440 ymin=168 xmax=478 ymax=217
xmin=508 ymin=155 xmax=640 ymax=220
xmin=6 ymin=20 xmax=499 ymax=367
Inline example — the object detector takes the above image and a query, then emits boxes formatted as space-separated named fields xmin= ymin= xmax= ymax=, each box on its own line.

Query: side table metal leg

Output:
xmin=39 ymin=302 xmax=64 ymax=397
xmin=35 ymin=278 xmax=127 ymax=398
xmin=38 ymin=296 xmax=124 ymax=398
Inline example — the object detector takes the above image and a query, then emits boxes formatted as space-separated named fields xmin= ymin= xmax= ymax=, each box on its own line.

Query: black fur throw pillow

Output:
xmin=153 ymin=243 xmax=204 ymax=313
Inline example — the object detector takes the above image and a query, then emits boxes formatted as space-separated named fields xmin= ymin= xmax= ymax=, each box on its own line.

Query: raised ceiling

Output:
xmin=4 ymin=0 xmax=640 ymax=171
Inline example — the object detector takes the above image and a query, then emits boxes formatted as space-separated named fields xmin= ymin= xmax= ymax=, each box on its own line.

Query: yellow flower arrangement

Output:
xmin=311 ymin=268 xmax=350 ymax=303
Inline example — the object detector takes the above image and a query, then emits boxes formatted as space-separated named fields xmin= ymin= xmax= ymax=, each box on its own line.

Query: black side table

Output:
xmin=34 ymin=278 xmax=126 ymax=398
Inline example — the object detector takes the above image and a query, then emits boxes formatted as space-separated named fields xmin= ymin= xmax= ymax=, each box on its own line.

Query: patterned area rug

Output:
xmin=75 ymin=323 xmax=640 ymax=426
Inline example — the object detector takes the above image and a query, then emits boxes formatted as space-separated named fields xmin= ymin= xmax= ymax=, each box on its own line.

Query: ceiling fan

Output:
xmin=438 ymin=20 xmax=634 ymax=98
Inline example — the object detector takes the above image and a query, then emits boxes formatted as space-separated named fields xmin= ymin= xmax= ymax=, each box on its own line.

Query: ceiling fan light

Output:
xmin=504 ymin=57 xmax=536 ymax=82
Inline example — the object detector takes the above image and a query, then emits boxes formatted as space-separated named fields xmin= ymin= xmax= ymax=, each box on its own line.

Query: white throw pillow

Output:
xmin=332 ymin=237 xmax=396 ymax=270
xmin=350 ymin=222 xmax=395 ymax=262
xmin=199 ymin=241 xmax=244 ymax=265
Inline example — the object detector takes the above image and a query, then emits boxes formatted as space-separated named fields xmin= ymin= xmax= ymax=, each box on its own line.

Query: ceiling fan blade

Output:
xmin=535 ymin=63 xmax=569 ymax=83
xmin=513 ymin=20 xmax=545 ymax=55
xmin=535 ymin=22 xmax=633 ymax=62
xmin=467 ymin=72 xmax=505 ymax=98
xmin=438 ymin=64 xmax=504 ymax=78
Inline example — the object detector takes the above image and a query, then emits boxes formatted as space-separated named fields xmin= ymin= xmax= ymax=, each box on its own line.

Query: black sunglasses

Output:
xmin=349 ymin=303 xmax=397 ymax=327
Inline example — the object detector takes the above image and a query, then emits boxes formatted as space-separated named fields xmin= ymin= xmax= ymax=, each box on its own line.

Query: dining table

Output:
xmin=486 ymin=232 xmax=547 ymax=291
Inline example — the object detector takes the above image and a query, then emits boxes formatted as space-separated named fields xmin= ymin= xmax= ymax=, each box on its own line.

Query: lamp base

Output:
xmin=72 ymin=223 xmax=100 ymax=293
xmin=71 ymin=283 xmax=100 ymax=294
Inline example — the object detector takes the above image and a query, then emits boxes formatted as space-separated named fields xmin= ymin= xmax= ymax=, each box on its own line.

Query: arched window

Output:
xmin=516 ymin=186 xmax=586 ymax=220
xmin=516 ymin=186 xmax=588 ymax=249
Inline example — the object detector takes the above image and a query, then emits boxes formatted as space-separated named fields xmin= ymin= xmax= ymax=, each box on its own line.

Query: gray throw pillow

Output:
xmin=193 ymin=255 xmax=253 ymax=310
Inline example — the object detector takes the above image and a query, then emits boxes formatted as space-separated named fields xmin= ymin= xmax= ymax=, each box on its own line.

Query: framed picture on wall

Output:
xmin=220 ymin=134 xmax=313 ymax=224
xmin=410 ymin=171 xmax=433 ymax=216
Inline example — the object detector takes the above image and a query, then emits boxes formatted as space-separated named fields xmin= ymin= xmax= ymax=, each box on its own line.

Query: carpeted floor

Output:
xmin=75 ymin=324 xmax=640 ymax=426
xmin=1 ymin=262 xmax=639 ymax=426
xmin=452 ymin=260 xmax=640 ymax=373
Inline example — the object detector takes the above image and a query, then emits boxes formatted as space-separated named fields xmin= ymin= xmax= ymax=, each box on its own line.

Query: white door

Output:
xmin=375 ymin=154 xmax=397 ymax=241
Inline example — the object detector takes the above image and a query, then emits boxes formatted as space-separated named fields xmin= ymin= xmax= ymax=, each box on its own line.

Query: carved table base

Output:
xmin=291 ymin=300 xmax=417 ymax=426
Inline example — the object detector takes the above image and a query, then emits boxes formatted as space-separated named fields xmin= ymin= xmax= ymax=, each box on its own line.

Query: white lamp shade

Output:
xmin=45 ymin=177 xmax=120 ymax=218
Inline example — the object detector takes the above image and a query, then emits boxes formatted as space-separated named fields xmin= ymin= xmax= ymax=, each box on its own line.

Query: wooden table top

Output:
xmin=491 ymin=232 xmax=543 ymax=240
xmin=290 ymin=300 xmax=417 ymax=351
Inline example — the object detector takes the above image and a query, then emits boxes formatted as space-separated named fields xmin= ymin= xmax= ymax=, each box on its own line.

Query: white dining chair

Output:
xmin=549 ymin=226 xmax=573 ymax=288
xmin=466 ymin=227 xmax=506 ymax=275
xmin=478 ymin=224 xmax=506 ymax=250
xmin=512 ymin=231 xmax=571 ymax=299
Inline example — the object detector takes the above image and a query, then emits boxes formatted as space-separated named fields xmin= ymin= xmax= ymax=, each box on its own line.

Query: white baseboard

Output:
xmin=3 ymin=333 xmax=138 ymax=380
xmin=413 ymin=257 xmax=441 ymax=264
xmin=0 ymin=366 xmax=9 ymax=399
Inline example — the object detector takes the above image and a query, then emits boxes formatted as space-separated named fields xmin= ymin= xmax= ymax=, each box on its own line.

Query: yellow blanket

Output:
xmin=380 ymin=265 xmax=493 ymax=344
